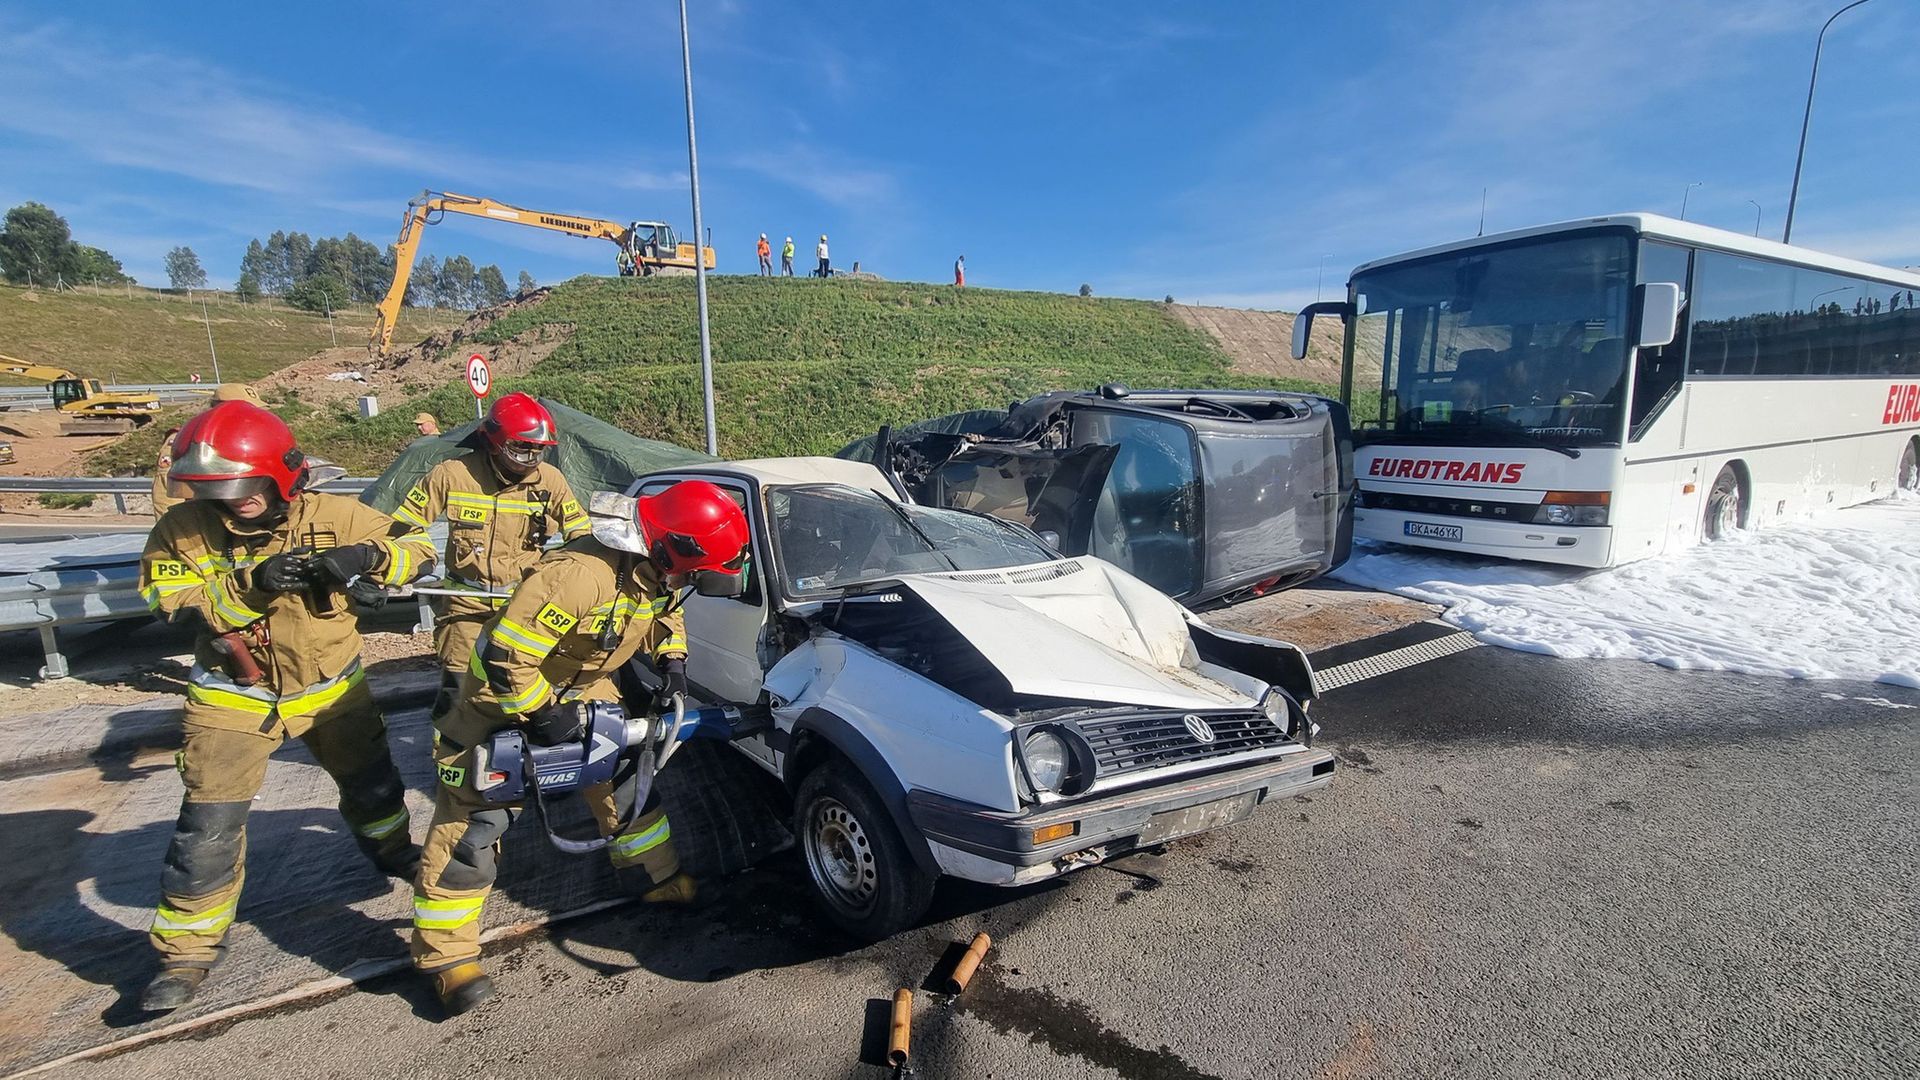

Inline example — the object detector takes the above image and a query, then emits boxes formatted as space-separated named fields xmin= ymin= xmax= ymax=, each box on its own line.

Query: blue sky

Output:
xmin=2 ymin=1 xmax=1915 ymax=309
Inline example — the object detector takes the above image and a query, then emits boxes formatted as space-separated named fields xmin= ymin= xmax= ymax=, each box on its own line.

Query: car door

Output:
xmin=630 ymin=475 xmax=774 ymax=708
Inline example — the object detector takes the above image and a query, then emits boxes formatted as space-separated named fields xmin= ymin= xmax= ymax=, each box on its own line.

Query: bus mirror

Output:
xmin=1637 ymin=282 xmax=1681 ymax=349
xmin=1292 ymin=300 xmax=1353 ymax=360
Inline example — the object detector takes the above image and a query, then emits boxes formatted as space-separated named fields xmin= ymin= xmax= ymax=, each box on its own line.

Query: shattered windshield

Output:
xmin=1349 ymin=231 xmax=1633 ymax=447
xmin=767 ymin=485 xmax=1056 ymax=599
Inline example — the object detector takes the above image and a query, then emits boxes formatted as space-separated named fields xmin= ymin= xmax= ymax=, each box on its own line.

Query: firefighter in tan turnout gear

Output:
xmin=412 ymin=480 xmax=750 ymax=1015
xmin=392 ymin=392 xmax=589 ymax=718
xmin=136 ymin=401 xmax=437 ymax=1012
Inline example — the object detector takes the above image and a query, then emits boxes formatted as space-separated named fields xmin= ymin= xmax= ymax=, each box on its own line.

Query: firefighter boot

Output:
xmin=366 ymin=839 xmax=423 ymax=882
xmin=141 ymin=963 xmax=212 ymax=1012
xmin=638 ymin=870 xmax=699 ymax=906
xmin=432 ymin=962 xmax=496 ymax=1017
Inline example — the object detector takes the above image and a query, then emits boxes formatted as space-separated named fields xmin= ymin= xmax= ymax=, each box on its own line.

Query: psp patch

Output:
xmin=405 ymin=486 xmax=430 ymax=508
xmin=455 ymin=505 xmax=488 ymax=524
xmin=147 ymin=559 xmax=194 ymax=582
xmin=535 ymin=602 xmax=578 ymax=636
xmin=436 ymin=761 xmax=467 ymax=788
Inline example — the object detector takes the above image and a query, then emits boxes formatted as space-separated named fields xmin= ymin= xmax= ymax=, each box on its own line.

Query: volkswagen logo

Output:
xmin=1182 ymin=714 xmax=1216 ymax=743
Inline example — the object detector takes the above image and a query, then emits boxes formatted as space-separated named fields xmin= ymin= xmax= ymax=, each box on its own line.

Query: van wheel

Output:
xmin=794 ymin=761 xmax=935 ymax=941
xmin=1899 ymin=440 xmax=1918 ymax=493
xmin=1702 ymin=466 xmax=1744 ymax=541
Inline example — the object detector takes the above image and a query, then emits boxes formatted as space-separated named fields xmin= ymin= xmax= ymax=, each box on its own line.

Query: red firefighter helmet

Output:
xmin=168 ymin=401 xmax=307 ymax=502
xmin=635 ymin=480 xmax=751 ymax=576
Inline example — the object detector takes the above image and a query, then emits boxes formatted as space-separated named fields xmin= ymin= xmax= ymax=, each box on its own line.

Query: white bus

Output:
xmin=1292 ymin=214 xmax=1920 ymax=568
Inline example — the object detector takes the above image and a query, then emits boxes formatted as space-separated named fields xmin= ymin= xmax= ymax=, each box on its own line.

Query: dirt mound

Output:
xmin=253 ymin=289 xmax=572 ymax=409
xmin=1168 ymin=304 xmax=1344 ymax=386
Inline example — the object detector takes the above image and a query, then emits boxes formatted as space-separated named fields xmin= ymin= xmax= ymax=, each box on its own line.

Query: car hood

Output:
xmin=893 ymin=558 xmax=1247 ymax=711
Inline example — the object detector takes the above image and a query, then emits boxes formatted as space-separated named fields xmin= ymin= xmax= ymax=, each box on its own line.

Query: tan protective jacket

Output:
xmin=141 ymin=493 xmax=436 ymax=722
xmin=449 ymin=538 xmax=686 ymax=744
xmin=393 ymin=453 xmax=588 ymax=613
xmin=151 ymin=442 xmax=183 ymax=517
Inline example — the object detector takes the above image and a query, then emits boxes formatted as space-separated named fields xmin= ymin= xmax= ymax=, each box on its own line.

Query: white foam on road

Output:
xmin=1333 ymin=496 xmax=1920 ymax=688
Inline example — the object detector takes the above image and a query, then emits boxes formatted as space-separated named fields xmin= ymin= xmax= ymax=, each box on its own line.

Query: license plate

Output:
xmin=1138 ymin=792 xmax=1257 ymax=845
xmin=1404 ymin=520 xmax=1464 ymax=542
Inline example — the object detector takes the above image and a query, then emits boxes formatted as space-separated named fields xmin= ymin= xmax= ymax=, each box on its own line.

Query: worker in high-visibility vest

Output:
xmin=411 ymin=480 xmax=749 ymax=1016
xmin=137 ymin=401 xmax=436 ymax=1011
xmin=392 ymin=393 xmax=589 ymax=720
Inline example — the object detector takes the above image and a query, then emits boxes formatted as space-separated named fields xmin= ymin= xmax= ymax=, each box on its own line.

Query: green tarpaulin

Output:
xmin=360 ymin=398 xmax=716 ymax=514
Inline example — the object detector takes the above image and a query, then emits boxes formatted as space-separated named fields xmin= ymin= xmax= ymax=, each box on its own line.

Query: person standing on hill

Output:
xmin=955 ymin=255 xmax=966 ymax=288
xmin=815 ymin=235 xmax=831 ymax=278
xmin=756 ymin=234 xmax=772 ymax=277
xmin=781 ymin=236 xmax=795 ymax=276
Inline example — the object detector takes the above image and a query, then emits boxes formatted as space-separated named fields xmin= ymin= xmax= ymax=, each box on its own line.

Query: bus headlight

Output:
xmin=1023 ymin=730 xmax=1070 ymax=793
xmin=1533 ymin=492 xmax=1609 ymax=526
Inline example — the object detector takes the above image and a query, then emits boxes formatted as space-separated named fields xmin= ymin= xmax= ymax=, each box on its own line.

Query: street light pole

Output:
xmin=679 ymin=0 xmax=718 ymax=456
xmin=1783 ymin=0 xmax=1875 ymax=244
xmin=1746 ymin=199 xmax=1764 ymax=237
xmin=1316 ymin=254 xmax=1332 ymax=302
xmin=1680 ymin=182 xmax=1703 ymax=221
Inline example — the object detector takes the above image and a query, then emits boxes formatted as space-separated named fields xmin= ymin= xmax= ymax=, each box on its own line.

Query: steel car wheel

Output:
xmin=793 ymin=760 xmax=936 ymax=941
xmin=1703 ymin=466 xmax=1744 ymax=541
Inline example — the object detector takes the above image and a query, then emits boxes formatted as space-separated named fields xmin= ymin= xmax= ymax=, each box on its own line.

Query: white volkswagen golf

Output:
xmin=629 ymin=457 xmax=1336 ymax=939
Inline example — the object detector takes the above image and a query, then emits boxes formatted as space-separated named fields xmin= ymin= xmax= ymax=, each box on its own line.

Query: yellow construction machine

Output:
xmin=0 ymin=357 xmax=160 ymax=434
xmin=369 ymin=190 xmax=717 ymax=355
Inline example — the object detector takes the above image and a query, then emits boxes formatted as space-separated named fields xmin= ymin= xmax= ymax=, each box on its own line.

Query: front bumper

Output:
xmin=1355 ymin=507 xmax=1613 ymax=568
xmin=907 ymin=746 xmax=1336 ymax=886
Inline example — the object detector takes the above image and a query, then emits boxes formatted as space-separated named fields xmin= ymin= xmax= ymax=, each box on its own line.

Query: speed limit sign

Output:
xmin=466 ymin=354 xmax=492 ymax=398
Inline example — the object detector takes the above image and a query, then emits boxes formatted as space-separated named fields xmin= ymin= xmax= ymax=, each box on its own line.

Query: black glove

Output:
xmin=254 ymin=552 xmax=313 ymax=593
xmin=346 ymin=577 xmax=389 ymax=610
xmin=655 ymin=658 xmax=689 ymax=710
xmin=525 ymin=702 xmax=587 ymax=747
xmin=309 ymin=543 xmax=380 ymax=587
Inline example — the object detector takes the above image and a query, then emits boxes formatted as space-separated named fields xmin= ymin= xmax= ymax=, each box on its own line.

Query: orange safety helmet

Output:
xmin=168 ymin=401 xmax=308 ymax=502
xmin=635 ymin=480 xmax=751 ymax=576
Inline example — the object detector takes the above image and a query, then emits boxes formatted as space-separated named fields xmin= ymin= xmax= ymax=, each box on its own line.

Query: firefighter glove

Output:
xmin=525 ymin=702 xmax=587 ymax=747
xmin=656 ymin=658 xmax=689 ymax=710
xmin=309 ymin=542 xmax=380 ymax=586
xmin=255 ymin=552 xmax=313 ymax=593
xmin=346 ymin=577 xmax=389 ymax=610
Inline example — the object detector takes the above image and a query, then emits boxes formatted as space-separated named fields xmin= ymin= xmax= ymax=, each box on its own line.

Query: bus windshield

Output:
xmin=1349 ymin=231 xmax=1634 ymax=448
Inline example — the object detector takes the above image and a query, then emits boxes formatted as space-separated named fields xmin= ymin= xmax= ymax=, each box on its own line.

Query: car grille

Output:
xmin=1072 ymin=710 xmax=1287 ymax=777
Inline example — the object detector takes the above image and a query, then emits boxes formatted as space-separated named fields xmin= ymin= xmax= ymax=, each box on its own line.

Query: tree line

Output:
xmin=0 ymin=201 xmax=535 ymax=314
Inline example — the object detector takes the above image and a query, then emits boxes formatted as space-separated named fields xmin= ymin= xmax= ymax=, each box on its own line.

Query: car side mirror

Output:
xmin=1636 ymin=282 xmax=1681 ymax=348
xmin=1291 ymin=300 xmax=1353 ymax=360
xmin=692 ymin=569 xmax=747 ymax=598
xmin=1037 ymin=530 xmax=1062 ymax=550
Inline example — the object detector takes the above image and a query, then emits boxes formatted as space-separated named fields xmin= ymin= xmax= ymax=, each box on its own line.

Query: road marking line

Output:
xmin=5 ymin=897 xmax=635 ymax=1078
xmin=1314 ymin=630 xmax=1480 ymax=695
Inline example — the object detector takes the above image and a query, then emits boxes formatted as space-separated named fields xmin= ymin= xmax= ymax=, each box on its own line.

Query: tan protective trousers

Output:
xmin=429 ymin=599 xmax=491 ymax=719
xmin=150 ymin=680 xmax=412 ymax=966
xmin=408 ymin=730 xmax=678 ymax=973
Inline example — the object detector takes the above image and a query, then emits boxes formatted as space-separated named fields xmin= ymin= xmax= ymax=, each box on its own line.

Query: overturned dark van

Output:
xmin=842 ymin=385 xmax=1355 ymax=608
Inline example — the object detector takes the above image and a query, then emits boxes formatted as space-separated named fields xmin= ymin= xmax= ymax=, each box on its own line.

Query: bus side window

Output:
xmin=1631 ymin=242 xmax=1691 ymax=438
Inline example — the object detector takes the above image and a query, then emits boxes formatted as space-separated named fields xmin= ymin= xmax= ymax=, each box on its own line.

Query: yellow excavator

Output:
xmin=0 ymin=357 xmax=160 ymax=434
xmin=369 ymin=190 xmax=717 ymax=355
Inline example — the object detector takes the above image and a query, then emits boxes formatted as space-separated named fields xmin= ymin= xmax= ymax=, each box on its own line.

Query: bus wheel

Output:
xmin=1703 ymin=466 xmax=1743 ymax=541
xmin=1900 ymin=440 xmax=1918 ymax=493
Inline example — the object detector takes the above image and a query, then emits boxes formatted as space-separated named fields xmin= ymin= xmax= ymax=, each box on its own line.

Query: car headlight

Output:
xmin=1023 ymin=730 xmax=1069 ymax=793
xmin=1259 ymin=688 xmax=1289 ymax=728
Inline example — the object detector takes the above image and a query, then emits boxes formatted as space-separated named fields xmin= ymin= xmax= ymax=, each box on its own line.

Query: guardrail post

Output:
xmin=415 ymin=594 xmax=436 ymax=636
xmin=113 ymin=493 xmax=128 ymax=515
xmin=38 ymin=626 xmax=69 ymax=680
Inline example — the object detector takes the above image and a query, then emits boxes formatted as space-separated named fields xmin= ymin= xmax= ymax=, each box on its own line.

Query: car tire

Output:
xmin=1899 ymin=439 xmax=1918 ymax=493
xmin=1702 ymin=465 xmax=1743 ymax=541
xmin=794 ymin=760 xmax=935 ymax=941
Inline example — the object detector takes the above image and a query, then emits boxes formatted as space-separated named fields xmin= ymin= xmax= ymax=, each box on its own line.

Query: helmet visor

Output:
xmin=170 ymin=475 xmax=273 ymax=502
xmin=500 ymin=440 xmax=545 ymax=468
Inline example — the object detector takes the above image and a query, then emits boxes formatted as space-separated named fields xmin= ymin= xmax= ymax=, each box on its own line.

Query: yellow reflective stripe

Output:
xmin=140 ymin=582 xmax=195 ymax=609
xmin=492 ymin=617 xmax=559 ymax=656
xmin=611 ymin=817 xmax=671 ymax=858
xmin=207 ymin=574 xmax=264 ymax=629
xmin=277 ymin=665 xmax=365 ymax=719
xmin=376 ymin=532 xmax=432 ymax=585
xmin=393 ymin=502 xmax=431 ymax=529
xmin=356 ymin=808 xmax=409 ymax=840
xmin=497 ymin=670 xmax=552 ymax=715
xmin=412 ymin=895 xmax=485 ymax=931
xmin=152 ymin=898 xmax=237 ymax=937
xmin=186 ymin=684 xmax=275 ymax=715
xmin=653 ymin=634 xmax=687 ymax=658
xmin=190 ymin=553 xmax=259 ymax=574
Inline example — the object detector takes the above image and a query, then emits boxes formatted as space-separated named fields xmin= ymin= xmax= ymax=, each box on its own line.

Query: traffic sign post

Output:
xmin=467 ymin=353 xmax=491 ymax=420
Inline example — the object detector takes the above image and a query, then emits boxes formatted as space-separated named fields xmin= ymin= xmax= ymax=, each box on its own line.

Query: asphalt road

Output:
xmin=58 ymin=631 xmax=1920 ymax=1080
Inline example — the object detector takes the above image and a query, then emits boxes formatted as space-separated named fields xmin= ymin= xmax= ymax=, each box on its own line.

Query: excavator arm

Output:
xmin=0 ymin=358 xmax=83 ymax=383
xmin=369 ymin=191 xmax=715 ymax=355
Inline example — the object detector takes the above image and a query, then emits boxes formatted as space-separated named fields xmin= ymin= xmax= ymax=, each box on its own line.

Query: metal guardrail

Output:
xmin=0 ymin=563 xmax=146 ymax=679
xmin=0 ymin=477 xmax=372 ymax=494
xmin=0 ymin=382 xmax=210 ymax=399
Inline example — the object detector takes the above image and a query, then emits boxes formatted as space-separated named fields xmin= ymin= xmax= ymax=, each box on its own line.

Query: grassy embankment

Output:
xmin=289 ymin=276 xmax=1345 ymax=474
xmin=0 ymin=283 xmax=462 ymax=385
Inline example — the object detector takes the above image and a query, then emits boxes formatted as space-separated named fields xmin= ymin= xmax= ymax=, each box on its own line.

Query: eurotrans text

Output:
xmin=1366 ymin=457 xmax=1526 ymax=484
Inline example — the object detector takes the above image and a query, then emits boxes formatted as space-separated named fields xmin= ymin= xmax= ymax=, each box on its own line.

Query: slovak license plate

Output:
xmin=1139 ymin=792 xmax=1257 ymax=845
xmin=1405 ymin=520 xmax=1464 ymax=542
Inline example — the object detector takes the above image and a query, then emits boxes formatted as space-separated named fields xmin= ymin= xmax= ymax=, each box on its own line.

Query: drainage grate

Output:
xmin=1312 ymin=630 xmax=1480 ymax=694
